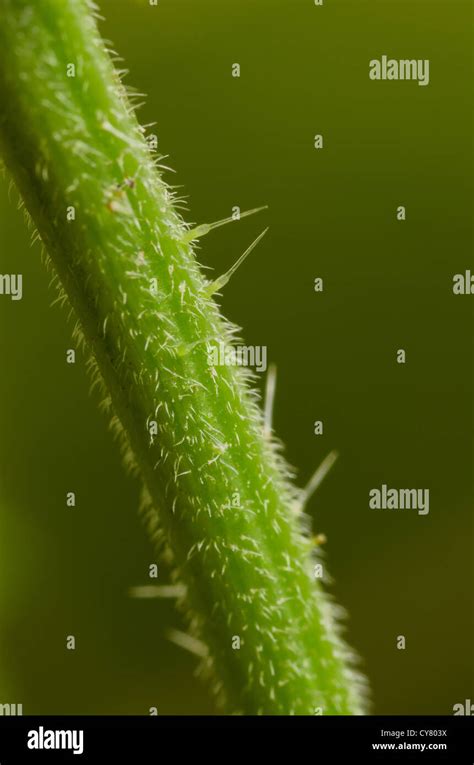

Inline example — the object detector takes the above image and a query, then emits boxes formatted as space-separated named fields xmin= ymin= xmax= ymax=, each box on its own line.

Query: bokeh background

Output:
xmin=0 ymin=0 xmax=472 ymax=714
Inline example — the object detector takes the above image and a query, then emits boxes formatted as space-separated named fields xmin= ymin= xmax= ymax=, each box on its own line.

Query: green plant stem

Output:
xmin=0 ymin=0 xmax=367 ymax=714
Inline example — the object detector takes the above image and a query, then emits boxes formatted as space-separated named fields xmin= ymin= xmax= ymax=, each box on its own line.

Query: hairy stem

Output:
xmin=0 ymin=0 xmax=367 ymax=714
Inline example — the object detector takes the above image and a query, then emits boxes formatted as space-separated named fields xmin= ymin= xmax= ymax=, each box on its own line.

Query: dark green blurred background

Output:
xmin=0 ymin=0 xmax=472 ymax=714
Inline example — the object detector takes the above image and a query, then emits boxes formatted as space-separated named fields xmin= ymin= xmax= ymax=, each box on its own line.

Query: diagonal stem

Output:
xmin=0 ymin=0 xmax=367 ymax=714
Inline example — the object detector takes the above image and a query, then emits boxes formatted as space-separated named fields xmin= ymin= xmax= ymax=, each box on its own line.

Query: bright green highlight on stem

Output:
xmin=0 ymin=0 xmax=368 ymax=713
